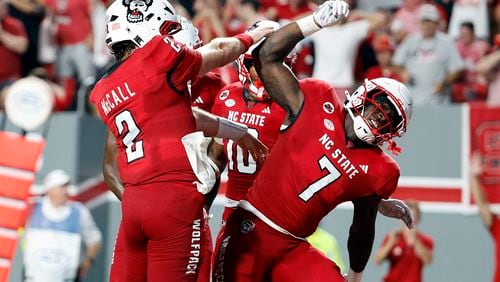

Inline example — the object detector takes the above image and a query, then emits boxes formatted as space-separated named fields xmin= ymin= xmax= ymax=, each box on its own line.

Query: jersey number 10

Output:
xmin=226 ymin=128 xmax=258 ymax=174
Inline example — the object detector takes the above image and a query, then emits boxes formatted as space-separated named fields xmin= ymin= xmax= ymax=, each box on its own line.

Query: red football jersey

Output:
xmin=90 ymin=36 xmax=202 ymax=186
xmin=246 ymin=78 xmax=400 ymax=238
xmin=382 ymin=231 xmax=434 ymax=282
xmin=190 ymin=72 xmax=225 ymax=111
xmin=211 ymin=82 xmax=286 ymax=201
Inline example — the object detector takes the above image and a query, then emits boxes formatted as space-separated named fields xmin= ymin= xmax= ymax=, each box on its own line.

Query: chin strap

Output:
xmin=246 ymin=80 xmax=270 ymax=102
xmin=386 ymin=140 xmax=402 ymax=155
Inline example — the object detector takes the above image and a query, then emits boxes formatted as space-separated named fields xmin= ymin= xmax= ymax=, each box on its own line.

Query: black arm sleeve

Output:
xmin=347 ymin=194 xmax=380 ymax=272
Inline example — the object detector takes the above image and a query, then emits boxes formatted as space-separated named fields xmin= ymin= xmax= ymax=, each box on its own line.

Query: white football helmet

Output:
xmin=105 ymin=0 xmax=181 ymax=50
xmin=172 ymin=16 xmax=202 ymax=49
xmin=236 ymin=20 xmax=297 ymax=101
xmin=345 ymin=78 xmax=413 ymax=153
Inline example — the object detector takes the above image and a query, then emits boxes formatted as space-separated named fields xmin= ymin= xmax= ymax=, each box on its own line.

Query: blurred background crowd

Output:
xmin=1 ymin=0 xmax=499 ymax=112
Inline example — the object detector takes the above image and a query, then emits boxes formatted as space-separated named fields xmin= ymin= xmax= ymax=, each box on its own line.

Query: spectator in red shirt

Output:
xmin=375 ymin=200 xmax=434 ymax=282
xmin=43 ymin=0 xmax=95 ymax=110
xmin=0 ymin=0 xmax=28 ymax=90
xmin=365 ymin=34 xmax=404 ymax=82
xmin=451 ymin=21 xmax=490 ymax=102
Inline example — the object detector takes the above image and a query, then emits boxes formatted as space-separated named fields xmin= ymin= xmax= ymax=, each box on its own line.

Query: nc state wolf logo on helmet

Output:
xmin=123 ymin=0 xmax=153 ymax=23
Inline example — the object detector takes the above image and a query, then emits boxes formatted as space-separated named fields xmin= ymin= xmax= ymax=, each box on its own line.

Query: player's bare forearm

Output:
xmin=208 ymin=139 xmax=227 ymax=172
xmin=193 ymin=107 xmax=220 ymax=137
xmin=193 ymin=107 xmax=249 ymax=141
xmin=347 ymin=195 xmax=380 ymax=273
xmin=253 ymin=23 xmax=304 ymax=117
xmin=103 ymin=131 xmax=124 ymax=201
xmin=197 ymin=37 xmax=246 ymax=77
xmin=197 ymin=27 xmax=274 ymax=76
xmin=204 ymin=140 xmax=226 ymax=209
xmin=193 ymin=107 xmax=251 ymax=141
xmin=193 ymin=107 xmax=268 ymax=163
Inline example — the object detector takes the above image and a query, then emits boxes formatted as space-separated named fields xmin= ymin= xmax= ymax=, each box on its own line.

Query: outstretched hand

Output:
xmin=236 ymin=132 xmax=269 ymax=165
xmin=245 ymin=26 xmax=275 ymax=45
xmin=378 ymin=198 xmax=414 ymax=229
xmin=313 ymin=0 xmax=350 ymax=28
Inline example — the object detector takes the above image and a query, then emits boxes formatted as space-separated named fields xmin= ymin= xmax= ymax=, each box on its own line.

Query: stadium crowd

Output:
xmin=0 ymin=0 xmax=499 ymax=111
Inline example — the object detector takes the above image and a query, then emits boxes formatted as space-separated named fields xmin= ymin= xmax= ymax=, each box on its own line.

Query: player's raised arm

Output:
xmin=196 ymin=27 xmax=274 ymax=77
xmin=347 ymin=194 xmax=380 ymax=282
xmin=102 ymin=130 xmax=124 ymax=201
xmin=254 ymin=0 xmax=349 ymax=120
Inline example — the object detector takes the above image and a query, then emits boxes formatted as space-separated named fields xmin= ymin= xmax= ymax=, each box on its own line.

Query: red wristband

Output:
xmin=234 ymin=33 xmax=254 ymax=51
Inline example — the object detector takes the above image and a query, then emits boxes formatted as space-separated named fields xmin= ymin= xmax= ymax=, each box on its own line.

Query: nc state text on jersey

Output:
xmin=100 ymin=82 xmax=136 ymax=116
xmin=227 ymin=110 xmax=265 ymax=127
xmin=319 ymin=133 xmax=359 ymax=179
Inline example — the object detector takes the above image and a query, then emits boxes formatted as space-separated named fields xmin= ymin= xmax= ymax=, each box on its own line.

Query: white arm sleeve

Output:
xmin=79 ymin=205 xmax=103 ymax=246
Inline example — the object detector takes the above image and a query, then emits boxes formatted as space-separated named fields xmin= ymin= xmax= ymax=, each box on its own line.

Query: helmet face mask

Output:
xmin=172 ymin=16 xmax=202 ymax=49
xmin=105 ymin=0 xmax=180 ymax=51
xmin=159 ymin=20 xmax=182 ymax=36
xmin=345 ymin=78 xmax=413 ymax=150
xmin=237 ymin=53 xmax=269 ymax=101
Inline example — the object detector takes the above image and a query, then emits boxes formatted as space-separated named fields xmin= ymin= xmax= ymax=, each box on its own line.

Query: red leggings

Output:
xmin=212 ymin=208 xmax=344 ymax=282
xmin=110 ymin=216 xmax=213 ymax=282
xmin=119 ymin=183 xmax=209 ymax=282
xmin=109 ymin=223 xmax=125 ymax=282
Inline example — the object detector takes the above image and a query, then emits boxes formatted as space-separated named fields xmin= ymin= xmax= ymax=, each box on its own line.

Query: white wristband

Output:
xmin=216 ymin=117 xmax=248 ymax=140
xmin=296 ymin=15 xmax=322 ymax=37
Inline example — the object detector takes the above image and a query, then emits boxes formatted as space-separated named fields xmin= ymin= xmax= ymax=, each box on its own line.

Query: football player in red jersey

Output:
xmin=174 ymin=17 xmax=227 ymax=282
xmin=212 ymin=1 xmax=415 ymax=282
xmin=103 ymin=16 xmax=228 ymax=282
xmin=211 ymin=20 xmax=290 ymax=224
xmin=90 ymin=0 xmax=273 ymax=280
xmin=209 ymin=20 xmax=291 ymax=270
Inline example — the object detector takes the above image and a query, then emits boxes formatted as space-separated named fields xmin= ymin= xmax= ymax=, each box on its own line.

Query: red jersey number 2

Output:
xmin=298 ymin=155 xmax=341 ymax=202
xmin=115 ymin=110 xmax=144 ymax=163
